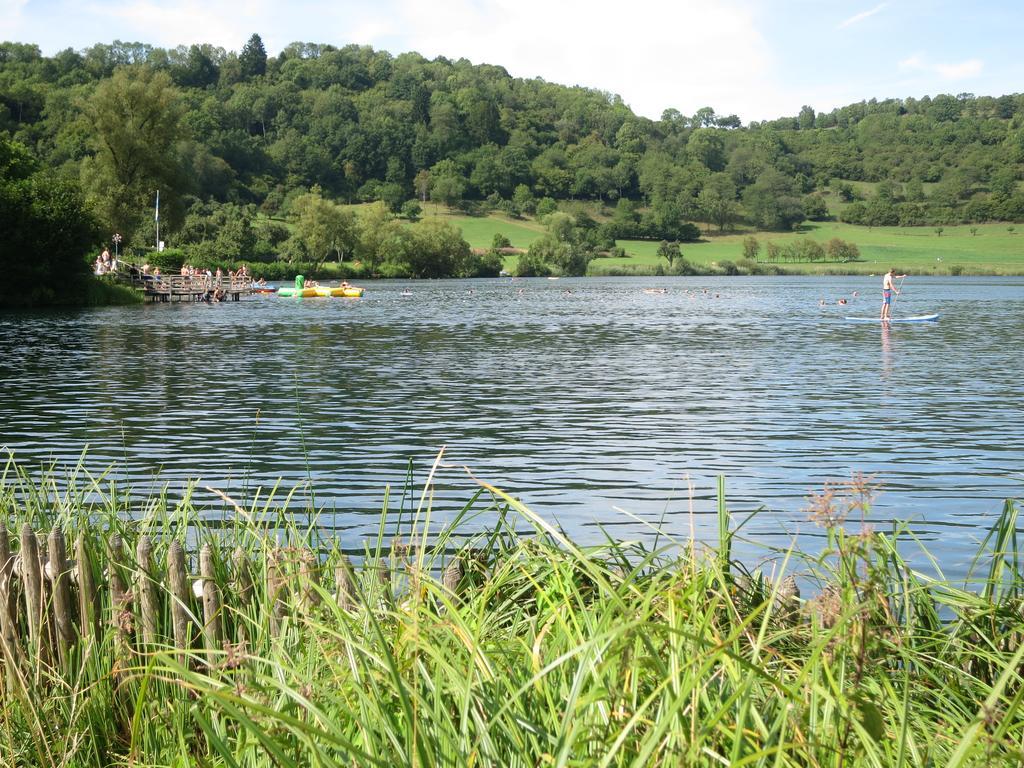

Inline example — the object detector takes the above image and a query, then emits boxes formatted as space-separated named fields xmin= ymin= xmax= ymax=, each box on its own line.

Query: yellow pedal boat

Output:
xmin=277 ymin=286 xmax=319 ymax=297
xmin=314 ymin=285 xmax=364 ymax=298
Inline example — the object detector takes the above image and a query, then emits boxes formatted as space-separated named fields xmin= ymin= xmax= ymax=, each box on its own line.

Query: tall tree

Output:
xmin=798 ymin=105 xmax=816 ymax=130
xmin=1 ymin=137 xmax=99 ymax=306
xmin=292 ymin=187 xmax=358 ymax=266
xmin=79 ymin=66 xmax=187 ymax=242
xmin=239 ymin=34 xmax=267 ymax=80
xmin=743 ymin=169 xmax=805 ymax=230
xmin=429 ymin=158 xmax=467 ymax=207
xmin=697 ymin=173 xmax=738 ymax=232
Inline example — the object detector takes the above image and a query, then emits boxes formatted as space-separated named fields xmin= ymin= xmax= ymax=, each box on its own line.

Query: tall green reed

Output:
xmin=0 ymin=456 xmax=1021 ymax=767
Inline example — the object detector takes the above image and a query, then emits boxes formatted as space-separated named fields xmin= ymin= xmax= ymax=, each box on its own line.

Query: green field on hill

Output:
xmin=605 ymin=221 xmax=1024 ymax=275
xmin=342 ymin=204 xmax=1024 ymax=276
xmin=414 ymin=203 xmax=546 ymax=250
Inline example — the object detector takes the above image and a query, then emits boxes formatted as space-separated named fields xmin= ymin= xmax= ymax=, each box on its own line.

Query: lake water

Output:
xmin=1 ymin=276 xmax=1022 ymax=577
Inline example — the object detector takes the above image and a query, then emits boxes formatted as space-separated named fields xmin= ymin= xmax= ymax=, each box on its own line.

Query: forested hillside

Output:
xmin=2 ymin=34 xmax=1024 ymax=284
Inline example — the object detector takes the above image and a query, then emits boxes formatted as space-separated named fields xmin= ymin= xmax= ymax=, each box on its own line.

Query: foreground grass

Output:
xmin=2 ymin=460 xmax=1021 ymax=767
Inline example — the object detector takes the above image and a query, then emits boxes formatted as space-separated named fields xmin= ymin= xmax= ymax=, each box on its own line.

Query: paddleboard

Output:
xmin=844 ymin=313 xmax=939 ymax=323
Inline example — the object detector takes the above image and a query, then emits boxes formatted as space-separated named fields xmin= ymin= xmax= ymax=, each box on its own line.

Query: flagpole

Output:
xmin=155 ymin=189 xmax=160 ymax=251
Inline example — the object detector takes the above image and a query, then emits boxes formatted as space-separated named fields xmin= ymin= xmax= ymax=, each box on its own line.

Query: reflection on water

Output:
xmin=1 ymin=276 xmax=1022 ymax=578
xmin=880 ymin=323 xmax=893 ymax=380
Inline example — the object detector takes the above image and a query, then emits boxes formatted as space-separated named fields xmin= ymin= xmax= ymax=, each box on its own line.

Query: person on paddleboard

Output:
xmin=880 ymin=268 xmax=907 ymax=321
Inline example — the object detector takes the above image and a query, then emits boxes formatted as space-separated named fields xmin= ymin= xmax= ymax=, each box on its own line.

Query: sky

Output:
xmin=2 ymin=0 xmax=1022 ymax=122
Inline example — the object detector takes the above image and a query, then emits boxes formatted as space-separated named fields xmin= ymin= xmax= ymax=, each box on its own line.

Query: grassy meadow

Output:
xmin=605 ymin=221 xmax=1024 ymax=276
xmin=413 ymin=202 xmax=546 ymax=250
xmin=402 ymin=204 xmax=1023 ymax=276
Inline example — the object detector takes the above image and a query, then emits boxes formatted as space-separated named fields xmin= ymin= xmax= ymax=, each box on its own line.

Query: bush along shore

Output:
xmin=0 ymin=462 xmax=1021 ymax=767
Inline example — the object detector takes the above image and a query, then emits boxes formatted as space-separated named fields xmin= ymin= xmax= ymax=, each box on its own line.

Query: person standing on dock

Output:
xmin=880 ymin=268 xmax=907 ymax=321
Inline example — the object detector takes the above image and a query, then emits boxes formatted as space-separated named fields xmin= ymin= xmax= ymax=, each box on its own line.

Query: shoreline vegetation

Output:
xmin=100 ymin=214 xmax=1024 ymax=294
xmin=1 ymin=459 xmax=1021 ymax=765
xmin=4 ymin=38 xmax=1024 ymax=305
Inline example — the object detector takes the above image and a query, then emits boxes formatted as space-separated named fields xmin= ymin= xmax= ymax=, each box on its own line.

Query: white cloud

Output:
xmin=8 ymin=0 xmax=799 ymax=121
xmin=82 ymin=0 xmax=274 ymax=50
xmin=838 ymin=3 xmax=887 ymax=30
xmin=389 ymin=0 xmax=782 ymax=120
xmin=935 ymin=59 xmax=983 ymax=80
xmin=898 ymin=52 xmax=983 ymax=81
xmin=0 ymin=0 xmax=28 ymax=37
xmin=898 ymin=54 xmax=925 ymax=71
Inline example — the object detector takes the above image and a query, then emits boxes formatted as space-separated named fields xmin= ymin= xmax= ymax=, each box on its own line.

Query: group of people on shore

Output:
xmin=93 ymin=249 xmax=118 ymax=275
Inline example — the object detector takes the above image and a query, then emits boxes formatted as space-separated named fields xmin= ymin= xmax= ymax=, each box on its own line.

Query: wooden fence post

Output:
xmin=233 ymin=547 xmax=254 ymax=605
xmin=19 ymin=525 xmax=47 ymax=670
xmin=267 ymin=548 xmax=286 ymax=638
xmin=0 ymin=521 xmax=23 ymax=682
xmin=108 ymin=535 xmax=132 ymax=680
xmin=299 ymin=548 xmax=321 ymax=614
xmin=371 ymin=561 xmax=392 ymax=609
xmin=443 ymin=556 xmax=465 ymax=597
xmin=136 ymin=536 xmax=160 ymax=648
xmin=166 ymin=541 xmax=191 ymax=665
xmin=37 ymin=534 xmax=56 ymax=667
xmin=200 ymin=544 xmax=222 ymax=659
xmin=232 ymin=547 xmax=253 ymax=645
xmin=334 ymin=554 xmax=355 ymax=611
xmin=76 ymin=532 xmax=100 ymax=643
xmin=47 ymin=528 xmax=74 ymax=670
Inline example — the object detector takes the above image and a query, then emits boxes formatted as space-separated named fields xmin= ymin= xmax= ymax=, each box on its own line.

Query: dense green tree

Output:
xmin=798 ymin=105 xmax=816 ymax=130
xmin=1 ymin=136 xmax=99 ymax=305
xmin=429 ymin=158 xmax=467 ymax=207
xmin=513 ymin=249 xmax=551 ymax=277
xmin=802 ymin=193 xmax=829 ymax=220
xmin=826 ymin=238 xmax=860 ymax=262
xmin=742 ymin=236 xmax=760 ymax=261
xmin=78 ymin=66 xmax=187 ymax=242
xmin=697 ymin=173 xmax=738 ymax=231
xmin=3 ymin=30 xmax=1024 ymax=278
xmin=413 ymin=169 xmax=431 ymax=201
xmin=292 ymin=187 xmax=358 ymax=265
xmin=657 ymin=240 xmax=681 ymax=267
xmin=377 ymin=181 xmax=407 ymax=212
xmin=239 ymin=34 xmax=267 ymax=80
xmin=403 ymin=218 xmax=471 ymax=277
xmin=400 ymin=199 xmax=422 ymax=221
xmin=692 ymin=107 xmax=717 ymax=128
xmin=171 ymin=45 xmax=219 ymax=89
xmin=354 ymin=201 xmax=395 ymax=272
xmin=511 ymin=184 xmax=535 ymax=216
xmin=742 ymin=169 xmax=805 ymax=230
xmin=687 ymin=129 xmax=726 ymax=171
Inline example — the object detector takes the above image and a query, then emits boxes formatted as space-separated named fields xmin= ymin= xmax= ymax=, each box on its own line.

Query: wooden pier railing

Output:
xmin=142 ymin=274 xmax=253 ymax=302
xmin=115 ymin=265 xmax=254 ymax=302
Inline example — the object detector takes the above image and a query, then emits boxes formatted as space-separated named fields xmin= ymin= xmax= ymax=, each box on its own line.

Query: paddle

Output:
xmin=890 ymin=274 xmax=907 ymax=318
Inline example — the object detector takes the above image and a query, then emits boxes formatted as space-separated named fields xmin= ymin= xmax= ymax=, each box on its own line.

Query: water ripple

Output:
xmin=1 ymin=276 xmax=1022 ymax=577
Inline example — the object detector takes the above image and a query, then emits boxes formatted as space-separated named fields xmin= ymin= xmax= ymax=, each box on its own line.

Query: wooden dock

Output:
xmin=142 ymin=274 xmax=253 ymax=302
xmin=118 ymin=265 xmax=254 ymax=302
